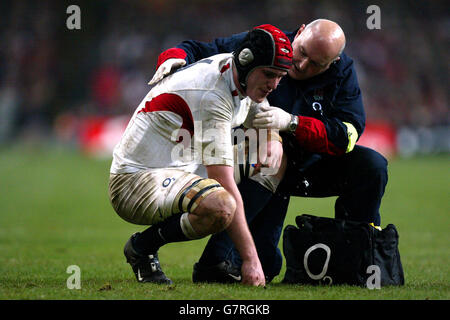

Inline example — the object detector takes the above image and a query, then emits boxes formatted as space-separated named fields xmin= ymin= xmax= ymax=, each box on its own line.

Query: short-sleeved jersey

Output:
xmin=110 ymin=53 xmax=254 ymax=174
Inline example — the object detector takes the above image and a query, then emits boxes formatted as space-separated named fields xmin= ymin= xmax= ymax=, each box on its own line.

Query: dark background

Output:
xmin=0 ymin=0 xmax=448 ymax=156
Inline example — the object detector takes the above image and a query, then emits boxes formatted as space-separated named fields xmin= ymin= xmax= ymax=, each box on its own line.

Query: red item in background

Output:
xmin=357 ymin=122 xmax=397 ymax=159
xmin=91 ymin=65 xmax=121 ymax=110
xmin=79 ymin=116 xmax=128 ymax=158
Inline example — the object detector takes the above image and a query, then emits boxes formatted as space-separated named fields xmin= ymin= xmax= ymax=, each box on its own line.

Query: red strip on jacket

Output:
xmin=294 ymin=116 xmax=344 ymax=156
xmin=156 ymin=48 xmax=187 ymax=69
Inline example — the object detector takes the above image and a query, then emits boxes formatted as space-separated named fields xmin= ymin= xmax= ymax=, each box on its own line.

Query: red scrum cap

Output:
xmin=234 ymin=24 xmax=293 ymax=90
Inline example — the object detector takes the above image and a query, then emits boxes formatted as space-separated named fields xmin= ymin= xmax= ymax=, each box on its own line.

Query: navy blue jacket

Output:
xmin=157 ymin=29 xmax=365 ymax=158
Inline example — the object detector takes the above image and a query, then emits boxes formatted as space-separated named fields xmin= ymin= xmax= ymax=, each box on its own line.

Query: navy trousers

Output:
xmin=199 ymin=145 xmax=388 ymax=280
xmin=283 ymin=145 xmax=388 ymax=226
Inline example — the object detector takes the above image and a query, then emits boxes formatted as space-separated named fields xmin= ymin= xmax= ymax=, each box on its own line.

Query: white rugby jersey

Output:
xmin=110 ymin=53 xmax=257 ymax=174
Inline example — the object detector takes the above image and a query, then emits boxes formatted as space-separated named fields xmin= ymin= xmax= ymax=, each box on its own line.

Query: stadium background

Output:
xmin=0 ymin=0 xmax=448 ymax=158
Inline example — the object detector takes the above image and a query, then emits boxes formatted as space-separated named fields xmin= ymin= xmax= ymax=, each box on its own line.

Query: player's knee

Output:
xmin=353 ymin=147 xmax=388 ymax=186
xmin=208 ymin=190 xmax=236 ymax=232
xmin=196 ymin=189 xmax=236 ymax=234
xmin=366 ymin=150 xmax=388 ymax=186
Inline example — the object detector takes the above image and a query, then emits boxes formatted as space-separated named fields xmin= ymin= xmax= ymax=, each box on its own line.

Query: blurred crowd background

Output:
xmin=0 ymin=0 xmax=448 ymax=157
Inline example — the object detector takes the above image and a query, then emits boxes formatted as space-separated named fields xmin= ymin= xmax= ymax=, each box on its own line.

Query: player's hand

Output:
xmin=148 ymin=58 xmax=186 ymax=85
xmin=240 ymin=259 xmax=266 ymax=287
xmin=252 ymin=105 xmax=292 ymax=131
xmin=258 ymin=139 xmax=283 ymax=176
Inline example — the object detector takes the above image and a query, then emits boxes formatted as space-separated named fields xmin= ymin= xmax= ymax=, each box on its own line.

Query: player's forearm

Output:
xmin=214 ymin=172 xmax=258 ymax=261
xmin=220 ymin=179 xmax=265 ymax=286
xmin=224 ymin=195 xmax=259 ymax=262
xmin=205 ymin=165 xmax=259 ymax=262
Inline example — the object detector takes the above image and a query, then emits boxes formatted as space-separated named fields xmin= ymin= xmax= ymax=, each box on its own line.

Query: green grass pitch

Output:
xmin=0 ymin=146 xmax=449 ymax=300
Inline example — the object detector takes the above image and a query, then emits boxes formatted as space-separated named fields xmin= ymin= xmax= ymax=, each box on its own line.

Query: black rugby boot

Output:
xmin=124 ymin=233 xmax=173 ymax=284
